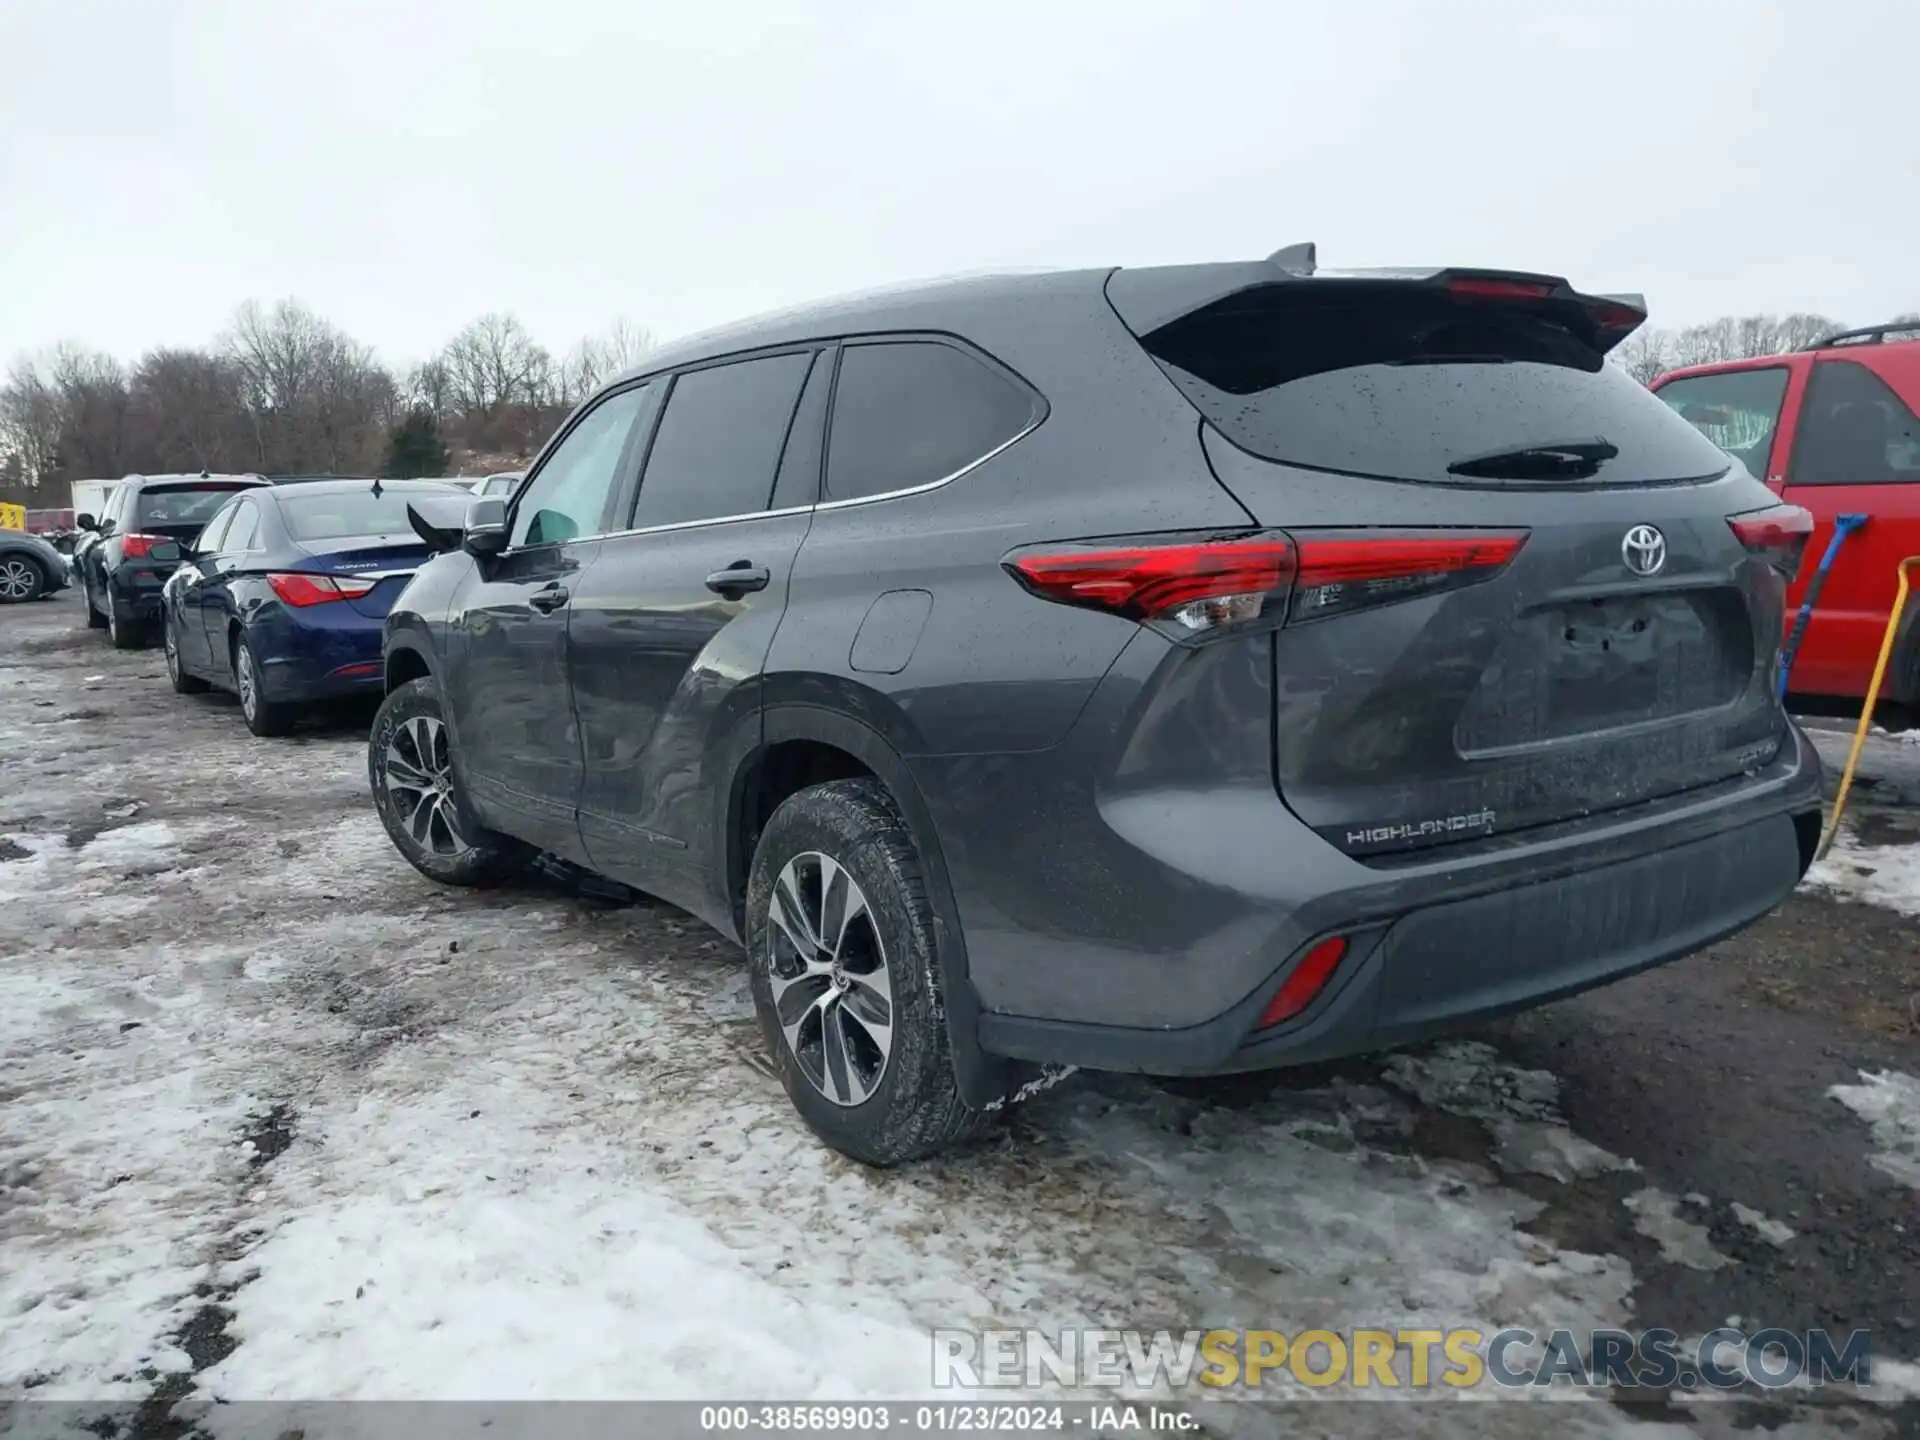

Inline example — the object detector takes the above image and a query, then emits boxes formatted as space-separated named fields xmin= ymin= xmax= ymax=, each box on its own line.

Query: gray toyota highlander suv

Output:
xmin=370 ymin=246 xmax=1824 ymax=1164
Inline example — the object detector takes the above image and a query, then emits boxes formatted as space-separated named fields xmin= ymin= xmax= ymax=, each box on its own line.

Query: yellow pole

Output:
xmin=1817 ymin=555 xmax=1920 ymax=860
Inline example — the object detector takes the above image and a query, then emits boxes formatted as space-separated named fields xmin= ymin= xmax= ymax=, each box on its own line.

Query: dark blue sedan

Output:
xmin=160 ymin=479 xmax=474 ymax=736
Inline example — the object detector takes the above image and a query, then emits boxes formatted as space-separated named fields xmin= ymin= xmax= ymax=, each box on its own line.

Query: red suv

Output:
xmin=1652 ymin=321 xmax=1920 ymax=705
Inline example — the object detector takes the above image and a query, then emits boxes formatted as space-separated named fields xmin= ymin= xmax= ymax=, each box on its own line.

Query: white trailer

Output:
xmin=70 ymin=478 xmax=120 ymax=523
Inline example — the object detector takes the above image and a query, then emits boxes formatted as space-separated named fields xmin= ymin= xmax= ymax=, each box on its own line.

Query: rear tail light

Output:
xmin=1257 ymin=936 xmax=1349 ymax=1029
xmin=1728 ymin=504 xmax=1814 ymax=579
xmin=267 ymin=572 xmax=377 ymax=607
xmin=1005 ymin=530 xmax=1526 ymax=635
xmin=1005 ymin=537 xmax=1297 ymax=632
xmin=1290 ymin=533 xmax=1526 ymax=623
xmin=120 ymin=533 xmax=169 ymax=558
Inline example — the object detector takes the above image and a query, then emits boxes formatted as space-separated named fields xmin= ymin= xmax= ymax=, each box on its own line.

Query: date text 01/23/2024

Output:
xmin=698 ymin=1403 xmax=1194 ymax=1432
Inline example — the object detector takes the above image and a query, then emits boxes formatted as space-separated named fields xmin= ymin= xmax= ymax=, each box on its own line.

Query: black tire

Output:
xmin=746 ymin=777 xmax=989 ymax=1166
xmin=106 ymin=592 xmax=146 ymax=650
xmin=84 ymin=575 xmax=107 ymax=628
xmin=163 ymin=610 xmax=210 ymax=695
xmin=368 ymin=677 xmax=530 ymax=886
xmin=0 ymin=554 xmax=47 ymax=604
xmin=233 ymin=633 xmax=295 ymax=736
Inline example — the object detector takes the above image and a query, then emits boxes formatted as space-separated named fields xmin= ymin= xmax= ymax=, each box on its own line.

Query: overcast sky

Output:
xmin=3 ymin=0 xmax=1916 ymax=368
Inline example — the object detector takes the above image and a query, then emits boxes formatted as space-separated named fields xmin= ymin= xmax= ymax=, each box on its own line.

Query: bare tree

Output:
xmin=130 ymin=349 xmax=248 ymax=472
xmin=405 ymin=356 xmax=454 ymax=421
xmin=0 ymin=355 xmax=63 ymax=484
xmin=1612 ymin=328 xmax=1673 ymax=386
xmin=558 ymin=316 xmax=655 ymax=403
xmin=218 ymin=300 xmax=395 ymax=472
xmin=441 ymin=313 xmax=552 ymax=420
xmin=308 ymin=337 xmax=396 ymax=473
xmin=45 ymin=345 xmax=135 ymax=480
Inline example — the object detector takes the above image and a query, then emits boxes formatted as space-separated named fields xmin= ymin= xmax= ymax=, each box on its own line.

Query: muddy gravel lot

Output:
xmin=3 ymin=587 xmax=1918 ymax=1439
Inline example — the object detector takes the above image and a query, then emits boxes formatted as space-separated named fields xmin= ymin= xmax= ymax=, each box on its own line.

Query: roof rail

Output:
xmin=1807 ymin=320 xmax=1920 ymax=350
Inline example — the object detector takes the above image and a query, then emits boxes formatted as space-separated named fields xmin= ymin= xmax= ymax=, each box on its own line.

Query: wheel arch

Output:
xmin=1886 ymin=594 xmax=1920 ymax=708
xmin=729 ymin=699 xmax=1019 ymax=1108
xmin=386 ymin=642 xmax=434 ymax=693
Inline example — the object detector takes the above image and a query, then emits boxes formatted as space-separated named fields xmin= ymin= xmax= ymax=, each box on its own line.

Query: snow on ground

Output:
xmin=6 ymin=608 xmax=1920 ymax=1438
xmin=1828 ymin=1071 xmax=1920 ymax=1190
xmin=1804 ymin=829 xmax=1920 ymax=917
xmin=2 ymin=667 xmax=1660 ymax=1434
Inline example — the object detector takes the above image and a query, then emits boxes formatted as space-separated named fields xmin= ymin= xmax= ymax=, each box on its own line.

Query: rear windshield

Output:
xmin=280 ymin=488 xmax=448 ymax=541
xmin=135 ymin=485 xmax=254 ymax=526
xmin=1130 ymin=283 xmax=1732 ymax=485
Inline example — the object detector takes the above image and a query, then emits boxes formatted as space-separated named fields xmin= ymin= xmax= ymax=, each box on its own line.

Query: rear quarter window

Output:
xmin=825 ymin=340 xmax=1040 ymax=502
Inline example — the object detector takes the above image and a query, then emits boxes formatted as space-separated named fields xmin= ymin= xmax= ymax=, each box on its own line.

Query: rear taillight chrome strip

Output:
xmin=1004 ymin=529 xmax=1528 ymax=634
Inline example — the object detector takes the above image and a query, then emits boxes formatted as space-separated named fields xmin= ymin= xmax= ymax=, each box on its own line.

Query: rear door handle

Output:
xmin=528 ymin=585 xmax=570 ymax=614
xmin=705 ymin=562 xmax=771 ymax=598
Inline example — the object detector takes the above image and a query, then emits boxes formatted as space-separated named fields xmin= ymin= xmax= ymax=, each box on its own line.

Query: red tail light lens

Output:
xmin=1005 ymin=537 xmax=1298 ymax=632
xmin=267 ymin=572 xmax=377 ymax=607
xmin=1006 ymin=530 xmax=1528 ymax=633
xmin=1728 ymin=504 xmax=1814 ymax=578
xmin=120 ymin=533 xmax=169 ymax=559
xmin=1289 ymin=532 xmax=1527 ymax=623
xmin=1257 ymin=936 xmax=1349 ymax=1029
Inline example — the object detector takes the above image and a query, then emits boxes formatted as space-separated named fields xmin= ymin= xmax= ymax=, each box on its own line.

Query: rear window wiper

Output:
xmin=1447 ymin=438 xmax=1619 ymax=479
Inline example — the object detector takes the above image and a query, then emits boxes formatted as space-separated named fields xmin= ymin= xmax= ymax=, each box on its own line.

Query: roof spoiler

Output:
xmin=1266 ymin=242 xmax=1317 ymax=275
xmin=1107 ymin=253 xmax=1647 ymax=352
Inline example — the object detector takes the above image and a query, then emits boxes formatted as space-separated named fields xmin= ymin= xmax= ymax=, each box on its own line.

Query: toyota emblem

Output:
xmin=1622 ymin=524 xmax=1667 ymax=577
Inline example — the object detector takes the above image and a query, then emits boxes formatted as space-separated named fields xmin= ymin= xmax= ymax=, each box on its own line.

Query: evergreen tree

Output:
xmin=384 ymin=409 xmax=450 ymax=478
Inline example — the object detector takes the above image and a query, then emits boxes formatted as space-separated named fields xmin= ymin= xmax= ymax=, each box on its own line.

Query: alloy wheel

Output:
xmin=766 ymin=851 xmax=894 ymax=1107
xmin=236 ymin=643 xmax=257 ymax=720
xmin=0 ymin=557 xmax=35 ymax=600
xmin=381 ymin=714 xmax=471 ymax=857
xmin=164 ymin=622 xmax=180 ymax=681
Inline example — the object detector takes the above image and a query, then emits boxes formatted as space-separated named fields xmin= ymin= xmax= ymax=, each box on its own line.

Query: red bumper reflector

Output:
xmin=330 ymin=661 xmax=383 ymax=678
xmin=1257 ymin=936 xmax=1349 ymax=1029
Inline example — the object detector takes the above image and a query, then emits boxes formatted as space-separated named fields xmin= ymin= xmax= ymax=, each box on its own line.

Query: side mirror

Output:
xmin=462 ymin=496 xmax=509 ymax=557
xmin=77 ymin=513 xmax=97 ymax=531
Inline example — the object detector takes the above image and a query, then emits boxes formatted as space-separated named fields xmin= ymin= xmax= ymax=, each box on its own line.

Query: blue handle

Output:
xmin=1777 ymin=512 xmax=1869 ymax=698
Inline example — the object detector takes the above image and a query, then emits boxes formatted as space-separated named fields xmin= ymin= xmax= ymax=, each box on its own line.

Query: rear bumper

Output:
xmin=972 ymin=728 xmax=1823 ymax=1077
xmin=108 ymin=568 xmax=170 ymax=620
xmin=250 ymin=609 xmax=386 ymax=702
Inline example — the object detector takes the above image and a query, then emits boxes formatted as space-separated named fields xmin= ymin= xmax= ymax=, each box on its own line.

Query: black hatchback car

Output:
xmin=76 ymin=473 xmax=269 ymax=648
xmin=369 ymin=248 xmax=1824 ymax=1164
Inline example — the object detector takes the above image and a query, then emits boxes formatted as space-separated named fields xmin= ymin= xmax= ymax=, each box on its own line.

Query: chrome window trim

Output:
xmin=580 ymin=412 xmax=1041 ymax=544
